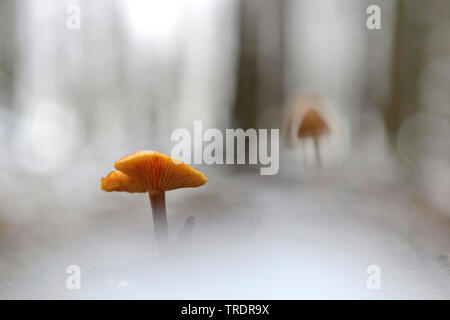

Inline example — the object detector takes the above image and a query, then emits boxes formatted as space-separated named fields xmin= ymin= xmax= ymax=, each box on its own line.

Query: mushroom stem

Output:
xmin=313 ymin=135 xmax=321 ymax=166
xmin=148 ymin=191 xmax=169 ymax=252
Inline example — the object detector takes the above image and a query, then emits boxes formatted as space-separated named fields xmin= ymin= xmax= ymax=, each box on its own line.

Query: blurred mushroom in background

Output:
xmin=297 ymin=106 xmax=330 ymax=166
xmin=283 ymin=93 xmax=345 ymax=167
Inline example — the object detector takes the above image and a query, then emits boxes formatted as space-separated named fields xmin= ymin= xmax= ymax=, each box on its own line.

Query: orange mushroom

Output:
xmin=100 ymin=151 xmax=207 ymax=252
xmin=100 ymin=171 xmax=147 ymax=193
xmin=298 ymin=108 xmax=329 ymax=165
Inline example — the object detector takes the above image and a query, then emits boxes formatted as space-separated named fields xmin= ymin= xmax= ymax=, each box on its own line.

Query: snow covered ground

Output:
xmin=0 ymin=152 xmax=449 ymax=299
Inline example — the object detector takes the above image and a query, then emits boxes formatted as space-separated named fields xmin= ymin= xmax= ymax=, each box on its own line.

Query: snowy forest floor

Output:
xmin=0 ymin=153 xmax=449 ymax=299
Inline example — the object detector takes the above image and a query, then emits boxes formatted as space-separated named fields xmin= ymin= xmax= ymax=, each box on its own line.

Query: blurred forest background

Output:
xmin=0 ymin=0 xmax=449 ymax=298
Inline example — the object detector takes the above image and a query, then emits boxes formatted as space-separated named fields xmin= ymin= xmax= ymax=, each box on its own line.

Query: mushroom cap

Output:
xmin=114 ymin=151 xmax=208 ymax=194
xmin=297 ymin=108 xmax=329 ymax=138
xmin=100 ymin=171 xmax=147 ymax=193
